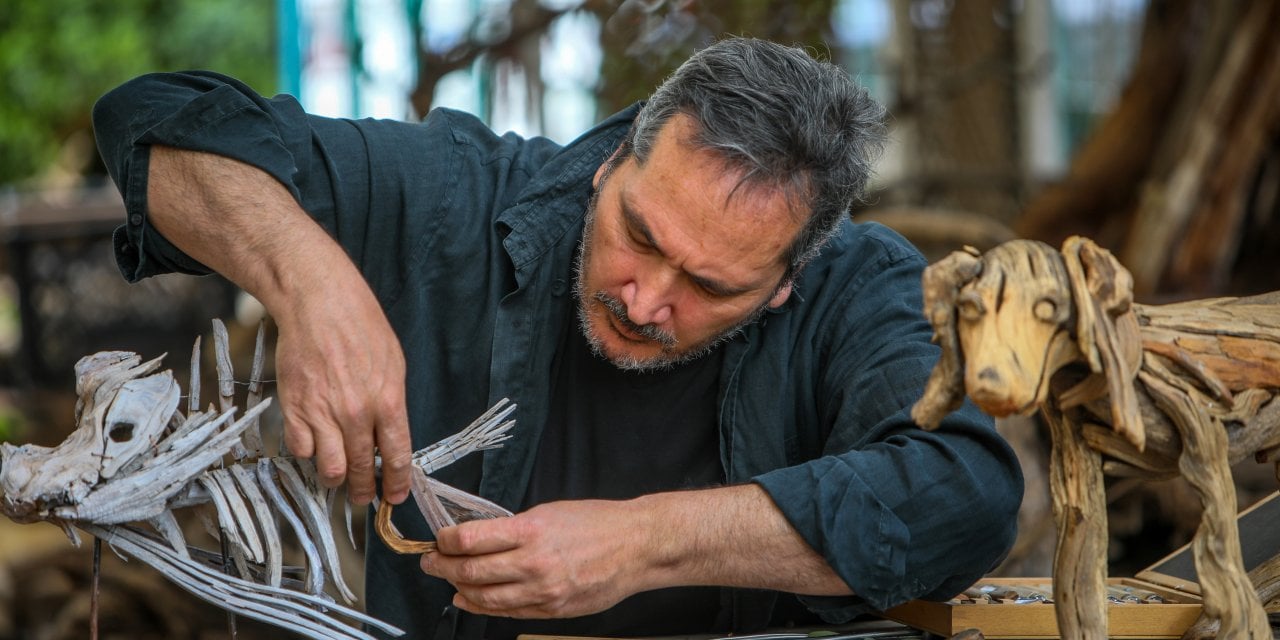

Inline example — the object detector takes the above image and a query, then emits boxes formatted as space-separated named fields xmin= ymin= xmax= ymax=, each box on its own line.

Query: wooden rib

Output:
xmin=230 ymin=464 xmax=283 ymax=588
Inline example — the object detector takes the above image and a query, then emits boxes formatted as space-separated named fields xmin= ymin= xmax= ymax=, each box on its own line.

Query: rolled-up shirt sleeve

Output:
xmin=92 ymin=71 xmax=312 ymax=282
xmin=751 ymin=230 xmax=1023 ymax=618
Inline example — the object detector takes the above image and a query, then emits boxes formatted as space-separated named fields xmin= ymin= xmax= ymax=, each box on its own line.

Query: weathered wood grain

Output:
xmin=913 ymin=236 xmax=1279 ymax=639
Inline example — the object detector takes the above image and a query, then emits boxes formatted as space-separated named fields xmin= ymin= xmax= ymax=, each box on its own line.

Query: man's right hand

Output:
xmin=147 ymin=145 xmax=413 ymax=505
xmin=273 ymin=279 xmax=413 ymax=505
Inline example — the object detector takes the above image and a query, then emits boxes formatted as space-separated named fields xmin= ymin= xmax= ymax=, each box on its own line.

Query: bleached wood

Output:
xmin=0 ymin=321 xmax=519 ymax=640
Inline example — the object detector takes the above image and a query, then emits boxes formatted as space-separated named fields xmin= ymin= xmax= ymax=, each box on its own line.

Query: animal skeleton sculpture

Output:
xmin=911 ymin=236 xmax=1280 ymax=639
xmin=0 ymin=320 xmax=516 ymax=639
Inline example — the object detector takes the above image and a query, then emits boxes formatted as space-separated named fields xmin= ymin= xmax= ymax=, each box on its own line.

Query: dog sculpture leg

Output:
xmin=1183 ymin=551 xmax=1280 ymax=639
xmin=1140 ymin=370 xmax=1269 ymax=638
xmin=1044 ymin=404 xmax=1110 ymax=639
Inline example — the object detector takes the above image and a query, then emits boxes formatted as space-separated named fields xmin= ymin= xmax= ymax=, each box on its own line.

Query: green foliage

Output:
xmin=0 ymin=408 xmax=20 ymax=444
xmin=0 ymin=0 xmax=275 ymax=186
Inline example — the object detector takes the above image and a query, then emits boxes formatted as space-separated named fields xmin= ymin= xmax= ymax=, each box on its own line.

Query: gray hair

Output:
xmin=619 ymin=37 xmax=887 ymax=280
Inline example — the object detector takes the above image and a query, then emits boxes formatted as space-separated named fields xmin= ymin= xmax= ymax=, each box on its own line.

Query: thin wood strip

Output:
xmin=375 ymin=500 xmax=437 ymax=555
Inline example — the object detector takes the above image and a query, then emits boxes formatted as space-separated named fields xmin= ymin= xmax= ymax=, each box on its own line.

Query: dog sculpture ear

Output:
xmin=912 ymin=246 xmax=983 ymax=430
xmin=1061 ymin=236 xmax=1146 ymax=451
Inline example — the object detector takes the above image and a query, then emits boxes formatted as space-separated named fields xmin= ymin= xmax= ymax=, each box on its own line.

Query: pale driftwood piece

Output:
xmin=82 ymin=523 xmax=399 ymax=640
xmin=148 ymin=510 xmax=190 ymax=559
xmin=229 ymin=464 xmax=282 ymax=588
xmin=189 ymin=336 xmax=201 ymax=414
xmin=213 ymin=319 xmax=249 ymax=463
xmin=914 ymin=247 xmax=982 ymax=424
xmin=1044 ymin=402 xmax=1108 ymax=638
xmin=243 ymin=321 xmax=267 ymax=458
xmin=406 ymin=398 xmax=518 ymax=473
xmin=212 ymin=319 xmax=235 ymax=414
xmin=272 ymin=457 xmax=357 ymax=605
xmin=912 ymin=236 xmax=1279 ymax=639
xmin=198 ymin=471 xmax=253 ymax=579
xmin=255 ymin=457 xmax=325 ymax=597
xmin=1139 ymin=362 xmax=1268 ymax=634
xmin=0 ymin=322 xmax=521 ymax=640
xmin=1185 ymin=550 xmax=1280 ymax=639
xmin=211 ymin=468 xmax=267 ymax=565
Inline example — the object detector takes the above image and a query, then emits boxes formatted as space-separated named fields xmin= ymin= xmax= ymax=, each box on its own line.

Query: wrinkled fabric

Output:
xmin=93 ymin=71 xmax=1023 ymax=638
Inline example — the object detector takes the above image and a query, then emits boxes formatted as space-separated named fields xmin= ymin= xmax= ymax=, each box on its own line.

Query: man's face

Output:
xmin=574 ymin=114 xmax=801 ymax=371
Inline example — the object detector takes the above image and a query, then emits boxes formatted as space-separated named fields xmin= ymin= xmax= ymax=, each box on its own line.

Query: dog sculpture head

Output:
xmin=911 ymin=236 xmax=1146 ymax=450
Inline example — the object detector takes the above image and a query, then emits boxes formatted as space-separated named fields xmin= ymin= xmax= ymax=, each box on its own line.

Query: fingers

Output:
xmin=282 ymin=400 xmax=402 ymax=505
xmin=281 ymin=414 xmax=315 ymax=459
xmin=451 ymin=583 xmax=565 ymax=619
xmin=313 ymin=420 xmax=350 ymax=489
xmin=422 ymin=549 xmax=564 ymax=617
xmin=375 ymin=410 xmax=413 ymax=504
xmin=435 ymin=518 xmax=525 ymax=556
xmin=421 ymin=545 xmax=527 ymax=585
xmin=349 ymin=384 xmax=412 ymax=505
xmin=420 ymin=522 xmax=530 ymax=590
xmin=341 ymin=415 xmax=376 ymax=503
xmin=273 ymin=313 xmax=413 ymax=505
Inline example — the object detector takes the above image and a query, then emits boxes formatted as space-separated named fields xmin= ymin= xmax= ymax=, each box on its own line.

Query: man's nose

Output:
xmin=620 ymin=271 xmax=675 ymax=326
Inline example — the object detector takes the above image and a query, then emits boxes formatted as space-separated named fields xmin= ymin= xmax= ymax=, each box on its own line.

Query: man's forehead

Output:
xmin=640 ymin=115 xmax=809 ymax=223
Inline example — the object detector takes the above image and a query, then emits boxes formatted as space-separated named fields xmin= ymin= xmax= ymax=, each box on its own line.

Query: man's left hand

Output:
xmin=420 ymin=499 xmax=660 ymax=618
xmin=417 ymin=485 xmax=852 ymax=619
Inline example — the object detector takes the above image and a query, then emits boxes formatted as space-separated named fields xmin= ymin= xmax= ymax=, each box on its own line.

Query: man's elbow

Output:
xmin=969 ymin=459 xmax=1024 ymax=586
xmin=91 ymin=76 xmax=150 ymax=189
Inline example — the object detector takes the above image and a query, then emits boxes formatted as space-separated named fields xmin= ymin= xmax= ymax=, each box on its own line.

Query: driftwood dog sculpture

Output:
xmin=0 ymin=320 xmax=516 ymax=639
xmin=912 ymin=237 xmax=1280 ymax=639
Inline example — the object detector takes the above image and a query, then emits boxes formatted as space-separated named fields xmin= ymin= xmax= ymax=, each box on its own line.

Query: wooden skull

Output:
xmin=0 ymin=351 xmax=178 ymax=523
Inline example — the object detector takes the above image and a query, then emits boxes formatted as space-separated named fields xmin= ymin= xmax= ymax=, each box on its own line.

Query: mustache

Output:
xmin=593 ymin=291 xmax=677 ymax=348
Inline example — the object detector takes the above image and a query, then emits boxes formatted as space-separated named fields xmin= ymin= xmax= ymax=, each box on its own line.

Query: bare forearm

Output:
xmin=426 ymin=483 xmax=850 ymax=619
xmin=637 ymin=483 xmax=849 ymax=593
xmin=146 ymin=145 xmax=361 ymax=318
xmin=145 ymin=145 xmax=414 ymax=503
xmin=636 ymin=483 xmax=852 ymax=596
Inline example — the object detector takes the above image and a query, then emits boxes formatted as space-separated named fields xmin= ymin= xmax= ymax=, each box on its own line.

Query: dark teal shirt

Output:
xmin=93 ymin=71 xmax=1023 ymax=639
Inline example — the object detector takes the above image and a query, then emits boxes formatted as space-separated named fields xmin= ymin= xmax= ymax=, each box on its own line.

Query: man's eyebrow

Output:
xmin=619 ymin=189 xmax=757 ymax=297
xmin=689 ymin=273 xmax=754 ymax=297
xmin=619 ymin=191 xmax=662 ymax=251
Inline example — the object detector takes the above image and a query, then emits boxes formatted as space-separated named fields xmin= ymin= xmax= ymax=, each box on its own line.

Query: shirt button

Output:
xmin=129 ymin=213 xmax=143 ymax=226
xmin=551 ymin=278 xmax=567 ymax=296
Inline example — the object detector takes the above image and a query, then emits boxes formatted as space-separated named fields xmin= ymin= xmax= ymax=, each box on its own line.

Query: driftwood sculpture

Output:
xmin=912 ymin=236 xmax=1280 ymax=639
xmin=0 ymin=320 xmax=516 ymax=639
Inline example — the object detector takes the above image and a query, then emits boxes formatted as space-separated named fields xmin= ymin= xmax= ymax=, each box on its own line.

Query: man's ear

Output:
xmin=767 ymin=281 xmax=793 ymax=308
xmin=593 ymin=145 xmax=625 ymax=188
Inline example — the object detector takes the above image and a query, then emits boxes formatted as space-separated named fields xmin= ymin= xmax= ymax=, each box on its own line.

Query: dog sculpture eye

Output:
xmin=1034 ymin=297 xmax=1061 ymax=324
xmin=957 ymin=291 xmax=986 ymax=321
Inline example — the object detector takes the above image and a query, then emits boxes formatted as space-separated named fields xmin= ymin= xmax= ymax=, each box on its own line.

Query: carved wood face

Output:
xmin=955 ymin=241 xmax=1080 ymax=416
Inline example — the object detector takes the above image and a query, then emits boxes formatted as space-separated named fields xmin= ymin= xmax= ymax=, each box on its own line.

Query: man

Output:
xmin=93 ymin=37 xmax=1022 ymax=639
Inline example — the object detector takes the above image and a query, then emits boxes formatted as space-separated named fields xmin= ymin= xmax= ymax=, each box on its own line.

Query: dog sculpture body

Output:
xmin=912 ymin=236 xmax=1280 ymax=639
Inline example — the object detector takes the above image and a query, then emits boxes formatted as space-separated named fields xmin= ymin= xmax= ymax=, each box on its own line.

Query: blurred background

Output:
xmin=1 ymin=0 xmax=1278 ymax=637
